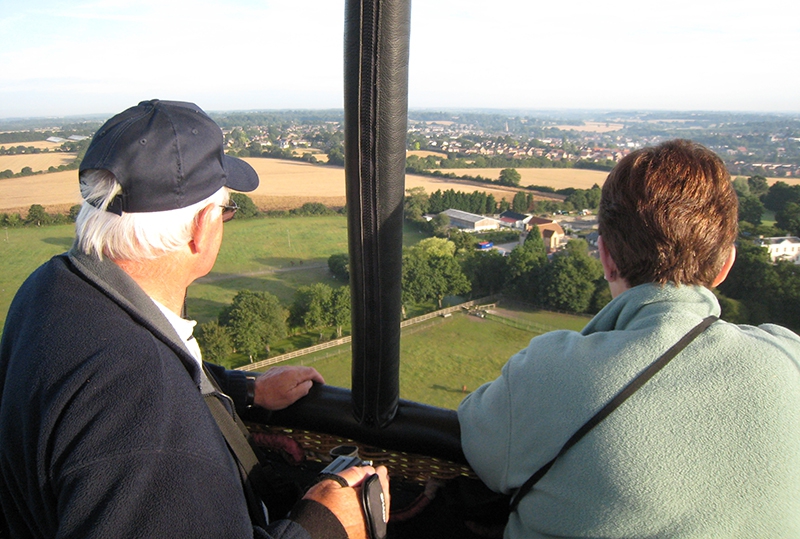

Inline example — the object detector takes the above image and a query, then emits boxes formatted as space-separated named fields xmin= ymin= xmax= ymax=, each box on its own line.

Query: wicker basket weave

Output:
xmin=247 ymin=422 xmax=476 ymax=486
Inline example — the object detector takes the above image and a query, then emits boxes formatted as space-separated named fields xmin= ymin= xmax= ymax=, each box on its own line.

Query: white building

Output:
xmin=440 ymin=209 xmax=500 ymax=232
xmin=757 ymin=236 xmax=800 ymax=264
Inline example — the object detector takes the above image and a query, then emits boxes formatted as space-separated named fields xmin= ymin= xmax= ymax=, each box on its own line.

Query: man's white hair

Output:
xmin=75 ymin=169 xmax=229 ymax=260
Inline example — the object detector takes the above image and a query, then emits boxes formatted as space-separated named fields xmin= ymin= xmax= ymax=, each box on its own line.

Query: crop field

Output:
xmin=0 ymin=170 xmax=81 ymax=215
xmin=443 ymin=167 xmax=610 ymax=191
xmin=0 ymin=153 xmax=76 ymax=175
xmin=1 ymin=141 xmax=65 ymax=150
xmin=1 ymin=157 xmax=573 ymax=214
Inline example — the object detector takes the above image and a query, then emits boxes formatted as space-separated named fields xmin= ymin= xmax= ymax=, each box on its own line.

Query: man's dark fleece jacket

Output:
xmin=0 ymin=250 xmax=345 ymax=539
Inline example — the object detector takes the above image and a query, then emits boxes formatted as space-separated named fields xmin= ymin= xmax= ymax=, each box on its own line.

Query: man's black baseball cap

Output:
xmin=80 ymin=99 xmax=259 ymax=214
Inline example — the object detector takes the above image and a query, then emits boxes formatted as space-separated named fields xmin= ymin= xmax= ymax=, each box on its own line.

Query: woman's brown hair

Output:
xmin=598 ymin=139 xmax=738 ymax=287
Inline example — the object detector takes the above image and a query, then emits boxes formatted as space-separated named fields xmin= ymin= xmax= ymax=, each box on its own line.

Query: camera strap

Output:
xmin=201 ymin=365 xmax=272 ymax=529
xmin=508 ymin=315 xmax=718 ymax=512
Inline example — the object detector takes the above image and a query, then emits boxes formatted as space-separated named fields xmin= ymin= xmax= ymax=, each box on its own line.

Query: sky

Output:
xmin=1 ymin=0 xmax=798 ymax=119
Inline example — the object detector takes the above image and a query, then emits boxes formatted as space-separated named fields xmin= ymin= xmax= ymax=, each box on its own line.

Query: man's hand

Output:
xmin=253 ymin=366 xmax=325 ymax=410
xmin=303 ymin=465 xmax=390 ymax=539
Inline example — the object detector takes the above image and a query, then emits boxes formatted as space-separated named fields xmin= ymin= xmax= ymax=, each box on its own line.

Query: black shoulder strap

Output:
xmin=508 ymin=315 xmax=718 ymax=512
xmin=201 ymin=366 xmax=271 ymax=528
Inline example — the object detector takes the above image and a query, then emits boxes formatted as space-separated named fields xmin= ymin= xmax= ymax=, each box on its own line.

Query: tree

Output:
xmin=404 ymin=186 xmax=429 ymax=222
xmin=229 ymin=192 xmax=260 ymax=219
xmin=328 ymin=253 xmax=350 ymax=281
xmin=448 ymin=229 xmax=478 ymax=254
xmin=498 ymin=168 xmax=521 ymax=187
xmin=731 ymin=177 xmax=750 ymax=197
xmin=197 ymin=321 xmax=234 ymax=366
xmin=539 ymin=250 xmax=602 ymax=313
xmin=461 ymin=249 xmax=509 ymax=297
xmin=327 ymin=146 xmax=345 ymax=166
xmin=25 ymin=204 xmax=49 ymax=226
xmin=431 ymin=213 xmax=450 ymax=237
xmin=512 ymin=191 xmax=528 ymax=212
xmin=717 ymin=241 xmax=780 ymax=324
xmin=221 ymin=290 xmax=287 ymax=361
xmin=68 ymin=205 xmax=82 ymax=222
xmin=738 ymin=195 xmax=764 ymax=226
xmin=747 ymin=175 xmax=769 ymax=198
xmin=402 ymin=240 xmax=471 ymax=309
xmin=416 ymin=237 xmax=457 ymax=258
xmin=775 ymin=202 xmax=800 ymax=236
xmin=763 ymin=181 xmax=800 ymax=213
xmin=329 ymin=286 xmax=351 ymax=338
xmin=290 ymin=283 xmax=333 ymax=339
xmin=508 ymin=225 xmax=546 ymax=278
xmin=485 ymin=194 xmax=497 ymax=215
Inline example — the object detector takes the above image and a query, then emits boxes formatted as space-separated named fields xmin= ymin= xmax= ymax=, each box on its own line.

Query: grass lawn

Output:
xmin=254 ymin=307 xmax=591 ymax=410
xmin=0 ymin=223 xmax=75 ymax=330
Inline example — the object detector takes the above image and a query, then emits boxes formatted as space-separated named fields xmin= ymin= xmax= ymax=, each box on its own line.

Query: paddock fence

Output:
xmin=236 ymin=295 xmax=501 ymax=372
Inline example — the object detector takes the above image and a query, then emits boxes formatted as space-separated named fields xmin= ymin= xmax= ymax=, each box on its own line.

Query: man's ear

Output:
xmin=711 ymin=246 xmax=737 ymax=288
xmin=189 ymin=204 xmax=217 ymax=255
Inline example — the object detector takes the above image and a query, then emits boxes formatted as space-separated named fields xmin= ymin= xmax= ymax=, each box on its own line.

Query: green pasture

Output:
xmin=0 ymin=215 xmax=429 ymax=332
xmin=0 ymin=223 xmax=75 ymax=330
xmin=267 ymin=308 xmax=591 ymax=410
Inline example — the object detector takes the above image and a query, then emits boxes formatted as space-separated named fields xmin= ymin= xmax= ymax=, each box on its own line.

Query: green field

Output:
xmin=0 ymin=224 xmax=76 ymax=330
xmin=0 ymin=216 xmax=591 ymax=410
xmin=0 ymin=216 xmax=354 ymax=330
xmin=268 ymin=308 xmax=590 ymax=410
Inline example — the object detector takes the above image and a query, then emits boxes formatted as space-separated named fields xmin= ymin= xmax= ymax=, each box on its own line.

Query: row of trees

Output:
xmin=405 ymin=184 xmax=603 ymax=231
xmin=1 ymin=204 xmax=81 ymax=228
xmin=399 ymin=228 xmax=609 ymax=316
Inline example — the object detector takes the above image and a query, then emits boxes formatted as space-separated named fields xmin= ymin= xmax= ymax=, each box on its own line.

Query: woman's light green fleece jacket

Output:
xmin=459 ymin=283 xmax=800 ymax=538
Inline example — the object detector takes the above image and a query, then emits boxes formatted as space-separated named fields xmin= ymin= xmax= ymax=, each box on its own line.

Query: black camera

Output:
xmin=320 ymin=454 xmax=373 ymax=474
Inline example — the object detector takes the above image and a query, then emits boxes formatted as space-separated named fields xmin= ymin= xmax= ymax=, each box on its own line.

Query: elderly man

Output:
xmin=0 ymin=100 xmax=388 ymax=539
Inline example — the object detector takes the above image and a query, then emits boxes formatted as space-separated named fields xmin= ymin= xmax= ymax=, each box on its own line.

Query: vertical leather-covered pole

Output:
xmin=344 ymin=0 xmax=411 ymax=428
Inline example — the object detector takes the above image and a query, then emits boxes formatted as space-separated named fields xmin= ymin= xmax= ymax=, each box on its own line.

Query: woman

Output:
xmin=459 ymin=139 xmax=800 ymax=538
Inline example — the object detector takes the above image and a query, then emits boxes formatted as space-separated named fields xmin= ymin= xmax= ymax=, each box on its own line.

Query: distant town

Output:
xmin=2 ymin=108 xmax=799 ymax=179
xmin=207 ymin=109 xmax=800 ymax=178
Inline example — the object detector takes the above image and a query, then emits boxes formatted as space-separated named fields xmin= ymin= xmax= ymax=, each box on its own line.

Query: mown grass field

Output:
xmin=274 ymin=308 xmax=590 ymax=410
xmin=0 ymin=216 xmax=427 ymax=332
xmin=0 ymin=223 xmax=75 ymax=330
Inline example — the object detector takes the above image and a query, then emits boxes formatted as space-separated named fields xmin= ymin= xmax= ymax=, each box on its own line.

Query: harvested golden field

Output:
xmin=0 ymin=158 xmax=574 ymax=214
xmin=11 ymin=141 xmax=64 ymax=150
xmin=0 ymin=158 xmax=638 ymax=215
xmin=0 ymin=170 xmax=81 ymax=214
xmin=244 ymin=158 xmax=563 ymax=209
xmin=407 ymin=150 xmax=448 ymax=159
xmin=0 ymin=153 xmax=76 ymax=174
xmin=444 ymin=167 xmax=609 ymax=191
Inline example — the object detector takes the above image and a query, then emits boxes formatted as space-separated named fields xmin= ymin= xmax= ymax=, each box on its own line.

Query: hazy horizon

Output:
xmin=2 ymin=0 xmax=798 ymax=119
